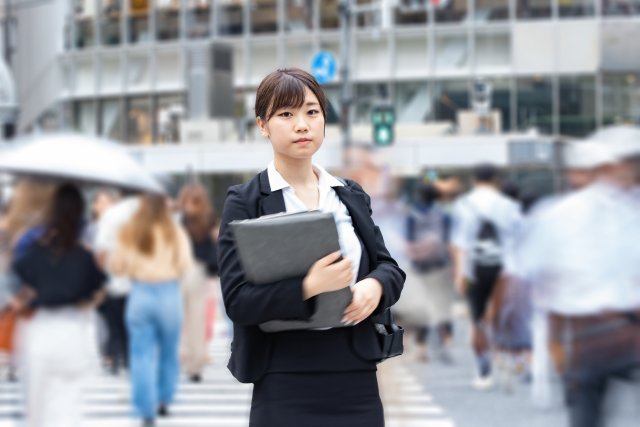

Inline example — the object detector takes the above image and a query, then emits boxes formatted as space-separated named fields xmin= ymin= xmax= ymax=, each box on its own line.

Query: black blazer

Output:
xmin=217 ymin=170 xmax=405 ymax=383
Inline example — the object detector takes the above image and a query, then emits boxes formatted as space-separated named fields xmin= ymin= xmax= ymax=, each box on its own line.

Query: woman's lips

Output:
xmin=294 ymin=138 xmax=312 ymax=145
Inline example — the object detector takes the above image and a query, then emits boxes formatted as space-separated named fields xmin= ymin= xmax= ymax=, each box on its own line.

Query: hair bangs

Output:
xmin=265 ymin=75 xmax=308 ymax=120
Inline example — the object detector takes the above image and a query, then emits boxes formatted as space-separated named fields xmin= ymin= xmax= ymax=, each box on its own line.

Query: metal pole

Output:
xmin=339 ymin=0 xmax=352 ymax=167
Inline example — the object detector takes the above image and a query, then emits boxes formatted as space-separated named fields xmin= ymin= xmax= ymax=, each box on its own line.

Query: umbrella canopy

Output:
xmin=0 ymin=133 xmax=164 ymax=194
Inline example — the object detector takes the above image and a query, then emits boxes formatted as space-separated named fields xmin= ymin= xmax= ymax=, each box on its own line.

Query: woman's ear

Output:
xmin=256 ymin=117 xmax=270 ymax=139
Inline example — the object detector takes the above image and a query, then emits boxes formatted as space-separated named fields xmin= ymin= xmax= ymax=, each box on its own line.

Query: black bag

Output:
xmin=465 ymin=201 xmax=503 ymax=268
xmin=371 ymin=308 xmax=404 ymax=361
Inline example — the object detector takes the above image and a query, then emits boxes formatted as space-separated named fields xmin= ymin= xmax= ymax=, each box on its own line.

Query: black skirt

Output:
xmin=249 ymin=370 xmax=384 ymax=427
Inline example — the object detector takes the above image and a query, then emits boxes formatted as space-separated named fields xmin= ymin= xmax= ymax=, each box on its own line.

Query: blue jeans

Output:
xmin=126 ymin=281 xmax=182 ymax=419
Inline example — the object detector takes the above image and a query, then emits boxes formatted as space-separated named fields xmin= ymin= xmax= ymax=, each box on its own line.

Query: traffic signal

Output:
xmin=372 ymin=105 xmax=395 ymax=146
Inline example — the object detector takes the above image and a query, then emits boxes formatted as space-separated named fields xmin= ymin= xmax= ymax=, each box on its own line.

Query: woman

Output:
xmin=217 ymin=68 xmax=405 ymax=427
xmin=108 ymin=194 xmax=192 ymax=427
xmin=178 ymin=182 xmax=219 ymax=382
xmin=12 ymin=184 xmax=107 ymax=427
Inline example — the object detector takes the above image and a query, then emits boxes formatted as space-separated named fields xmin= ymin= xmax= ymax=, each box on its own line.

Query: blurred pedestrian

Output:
xmin=177 ymin=182 xmax=219 ymax=382
xmin=451 ymin=163 xmax=523 ymax=389
xmin=90 ymin=189 xmax=131 ymax=375
xmin=0 ymin=180 xmax=55 ymax=381
xmin=405 ymin=183 xmax=455 ymax=363
xmin=217 ymin=68 xmax=405 ymax=427
xmin=513 ymin=129 xmax=640 ymax=427
xmin=107 ymin=193 xmax=193 ymax=427
xmin=12 ymin=183 xmax=107 ymax=427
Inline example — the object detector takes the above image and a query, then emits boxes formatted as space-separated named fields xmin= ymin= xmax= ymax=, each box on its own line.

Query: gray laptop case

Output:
xmin=230 ymin=211 xmax=352 ymax=332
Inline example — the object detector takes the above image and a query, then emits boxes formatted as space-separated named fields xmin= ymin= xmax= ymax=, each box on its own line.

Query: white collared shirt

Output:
xmin=513 ymin=181 xmax=640 ymax=315
xmin=267 ymin=162 xmax=362 ymax=289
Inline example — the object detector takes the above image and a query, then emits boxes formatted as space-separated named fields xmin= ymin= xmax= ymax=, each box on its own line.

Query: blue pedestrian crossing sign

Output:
xmin=310 ymin=51 xmax=337 ymax=85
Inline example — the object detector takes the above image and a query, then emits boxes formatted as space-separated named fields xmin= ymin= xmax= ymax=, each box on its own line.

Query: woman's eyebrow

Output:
xmin=306 ymin=102 xmax=319 ymax=106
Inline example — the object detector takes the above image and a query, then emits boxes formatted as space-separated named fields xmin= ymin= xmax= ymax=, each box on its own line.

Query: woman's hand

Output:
xmin=341 ymin=278 xmax=383 ymax=325
xmin=303 ymin=251 xmax=353 ymax=300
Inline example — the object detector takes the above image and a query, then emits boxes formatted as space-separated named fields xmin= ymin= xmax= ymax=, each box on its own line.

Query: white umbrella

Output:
xmin=0 ymin=133 xmax=164 ymax=194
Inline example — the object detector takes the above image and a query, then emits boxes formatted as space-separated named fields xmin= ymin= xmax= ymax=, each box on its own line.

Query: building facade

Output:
xmin=11 ymin=0 xmax=640 ymax=144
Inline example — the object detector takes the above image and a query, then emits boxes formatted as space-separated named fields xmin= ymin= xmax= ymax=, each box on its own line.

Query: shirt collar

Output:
xmin=267 ymin=161 xmax=344 ymax=192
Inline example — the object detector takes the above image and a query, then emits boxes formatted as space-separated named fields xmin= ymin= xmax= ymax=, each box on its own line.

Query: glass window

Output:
xmin=127 ymin=97 xmax=153 ymax=144
xmin=395 ymin=81 xmax=430 ymax=123
xmin=320 ymin=0 xmax=340 ymax=29
xmin=602 ymin=73 xmax=640 ymax=125
xmin=355 ymin=0 xmax=380 ymax=28
xmin=517 ymin=0 xmax=551 ymax=18
xmin=76 ymin=56 xmax=96 ymax=96
xmin=75 ymin=100 xmax=97 ymax=134
xmin=435 ymin=33 xmax=469 ymax=73
xmin=60 ymin=59 xmax=74 ymax=94
xmin=100 ymin=54 xmax=123 ymax=93
xmin=516 ymin=76 xmax=553 ymax=134
xmin=395 ymin=35 xmax=428 ymax=78
xmin=217 ymin=0 xmax=244 ymax=35
xmin=485 ymin=78 xmax=512 ymax=131
xmin=187 ymin=0 xmax=211 ymax=38
xmin=155 ymin=94 xmax=184 ymax=143
xmin=99 ymin=98 xmax=126 ymax=141
xmin=475 ymin=31 xmax=510 ymax=71
xmin=75 ymin=0 xmax=97 ymax=48
xmin=435 ymin=0 xmax=469 ymax=23
xmin=475 ymin=0 xmax=509 ymax=21
xmin=559 ymin=75 xmax=596 ymax=137
xmin=251 ymin=0 xmax=278 ymax=34
xmin=129 ymin=0 xmax=151 ymax=43
xmin=156 ymin=0 xmax=181 ymax=41
xmin=101 ymin=0 xmax=122 ymax=45
xmin=284 ymin=40 xmax=315 ymax=69
xmin=354 ymin=83 xmax=390 ymax=124
xmin=432 ymin=80 xmax=469 ymax=123
xmin=602 ymin=0 xmax=640 ymax=15
xmin=249 ymin=42 xmax=278 ymax=85
xmin=323 ymin=85 xmax=341 ymax=124
xmin=394 ymin=0 xmax=429 ymax=26
xmin=156 ymin=49 xmax=182 ymax=89
xmin=126 ymin=51 xmax=152 ymax=91
xmin=558 ymin=0 xmax=595 ymax=17
xmin=285 ymin=0 xmax=314 ymax=33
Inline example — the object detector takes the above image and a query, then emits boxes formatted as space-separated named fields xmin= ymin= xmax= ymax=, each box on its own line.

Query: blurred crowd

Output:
xmin=0 ymin=126 xmax=639 ymax=427
xmin=0 ymin=180 xmax=220 ymax=427
xmin=347 ymin=125 xmax=640 ymax=427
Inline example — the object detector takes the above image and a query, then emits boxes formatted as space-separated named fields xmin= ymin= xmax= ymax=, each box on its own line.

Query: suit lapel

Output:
xmin=257 ymin=169 xmax=286 ymax=216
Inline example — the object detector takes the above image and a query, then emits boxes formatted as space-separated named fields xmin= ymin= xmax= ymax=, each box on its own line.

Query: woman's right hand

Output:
xmin=302 ymin=251 xmax=353 ymax=300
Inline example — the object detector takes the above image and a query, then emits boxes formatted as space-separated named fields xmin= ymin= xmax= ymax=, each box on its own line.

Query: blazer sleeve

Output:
xmin=217 ymin=186 xmax=315 ymax=326
xmin=350 ymin=181 xmax=405 ymax=315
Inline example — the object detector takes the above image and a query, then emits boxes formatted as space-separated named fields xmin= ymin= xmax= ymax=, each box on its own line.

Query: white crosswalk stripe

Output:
xmin=0 ymin=325 xmax=456 ymax=427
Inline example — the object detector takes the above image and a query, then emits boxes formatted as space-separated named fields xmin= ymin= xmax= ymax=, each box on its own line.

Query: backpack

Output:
xmin=406 ymin=204 xmax=450 ymax=272
xmin=466 ymin=202 xmax=503 ymax=268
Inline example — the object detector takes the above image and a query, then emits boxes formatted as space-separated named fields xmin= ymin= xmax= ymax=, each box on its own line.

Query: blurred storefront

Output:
xmin=7 ymin=0 xmax=640 ymax=143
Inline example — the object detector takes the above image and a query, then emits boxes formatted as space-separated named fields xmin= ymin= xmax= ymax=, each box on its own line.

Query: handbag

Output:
xmin=371 ymin=308 xmax=404 ymax=361
xmin=0 ymin=309 xmax=17 ymax=353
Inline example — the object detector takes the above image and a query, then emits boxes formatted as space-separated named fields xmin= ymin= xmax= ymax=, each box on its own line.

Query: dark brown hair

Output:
xmin=41 ymin=183 xmax=84 ymax=252
xmin=255 ymin=68 xmax=327 ymax=122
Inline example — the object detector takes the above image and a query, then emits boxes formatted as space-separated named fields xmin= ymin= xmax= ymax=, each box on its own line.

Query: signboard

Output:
xmin=310 ymin=51 xmax=337 ymax=85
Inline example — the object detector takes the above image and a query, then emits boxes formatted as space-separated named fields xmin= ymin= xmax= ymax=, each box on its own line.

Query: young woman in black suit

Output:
xmin=217 ymin=68 xmax=405 ymax=427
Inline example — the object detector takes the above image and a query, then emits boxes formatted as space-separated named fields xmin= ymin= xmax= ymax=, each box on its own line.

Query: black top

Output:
xmin=13 ymin=242 xmax=107 ymax=308
xmin=218 ymin=170 xmax=405 ymax=383
xmin=192 ymin=237 xmax=219 ymax=276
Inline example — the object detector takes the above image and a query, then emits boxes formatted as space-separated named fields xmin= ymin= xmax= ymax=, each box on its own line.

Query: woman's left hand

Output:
xmin=341 ymin=278 xmax=383 ymax=325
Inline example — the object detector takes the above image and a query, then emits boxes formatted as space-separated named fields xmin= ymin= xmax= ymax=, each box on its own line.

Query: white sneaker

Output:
xmin=472 ymin=375 xmax=495 ymax=391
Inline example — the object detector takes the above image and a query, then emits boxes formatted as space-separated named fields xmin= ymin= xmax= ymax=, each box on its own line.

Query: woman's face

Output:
xmin=257 ymin=87 xmax=324 ymax=162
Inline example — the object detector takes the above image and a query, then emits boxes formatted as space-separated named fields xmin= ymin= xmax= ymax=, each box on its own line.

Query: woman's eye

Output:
xmin=308 ymin=109 xmax=320 ymax=116
xmin=278 ymin=112 xmax=292 ymax=118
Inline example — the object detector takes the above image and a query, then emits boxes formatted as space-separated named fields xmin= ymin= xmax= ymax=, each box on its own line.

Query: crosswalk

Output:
xmin=0 ymin=326 xmax=455 ymax=427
